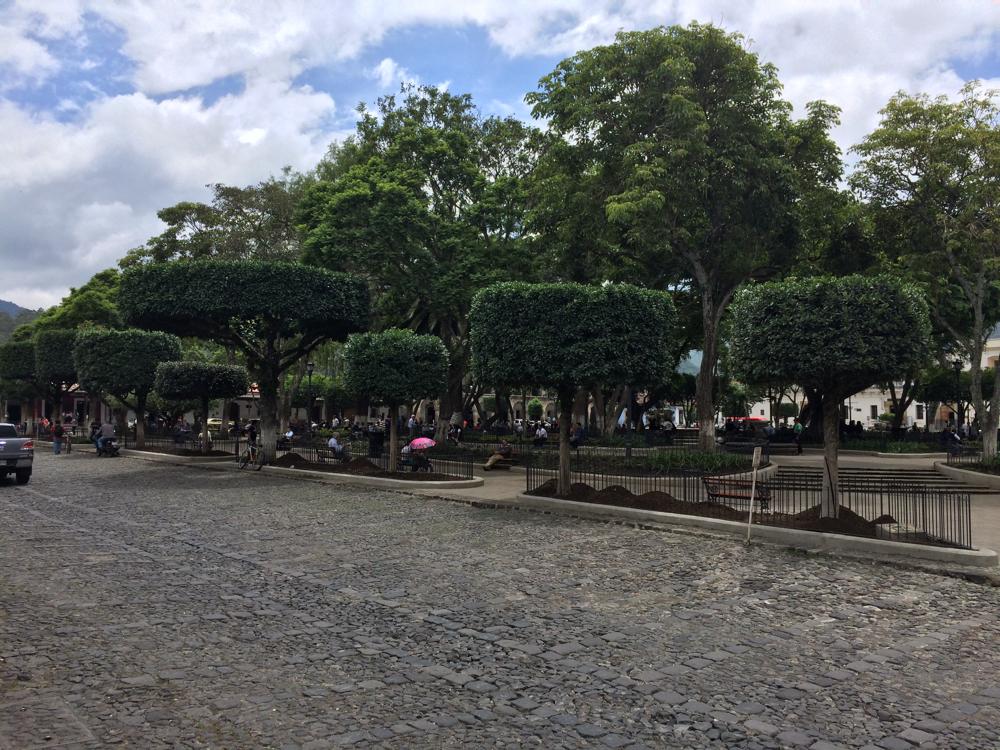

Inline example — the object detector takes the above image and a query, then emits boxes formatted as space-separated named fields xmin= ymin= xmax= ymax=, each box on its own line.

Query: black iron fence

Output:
xmin=122 ymin=433 xmax=239 ymax=455
xmin=946 ymin=446 xmax=1000 ymax=475
xmin=525 ymin=451 xmax=972 ymax=549
xmin=277 ymin=438 xmax=475 ymax=480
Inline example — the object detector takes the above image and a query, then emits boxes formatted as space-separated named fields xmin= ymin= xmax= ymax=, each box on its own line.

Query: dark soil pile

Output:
xmin=271 ymin=453 xmax=464 ymax=481
xmin=784 ymin=504 xmax=879 ymax=537
xmin=529 ymin=480 xmax=746 ymax=521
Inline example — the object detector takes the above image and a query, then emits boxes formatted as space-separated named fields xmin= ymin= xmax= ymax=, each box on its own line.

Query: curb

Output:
xmin=507 ymin=492 xmax=998 ymax=570
xmin=935 ymin=461 xmax=1000 ymax=490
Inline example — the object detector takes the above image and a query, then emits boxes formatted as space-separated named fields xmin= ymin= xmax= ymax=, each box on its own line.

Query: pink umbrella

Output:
xmin=409 ymin=437 xmax=436 ymax=451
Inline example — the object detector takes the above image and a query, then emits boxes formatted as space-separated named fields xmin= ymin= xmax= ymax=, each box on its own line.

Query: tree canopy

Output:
xmin=299 ymin=85 xmax=540 ymax=438
xmin=120 ymin=259 xmax=369 ymax=460
xmin=526 ymin=23 xmax=842 ymax=449
xmin=470 ymin=281 xmax=677 ymax=494
xmin=730 ymin=275 xmax=930 ymax=515
xmin=154 ymin=361 xmax=250 ymax=454
xmin=343 ymin=328 xmax=449 ymax=470
xmin=852 ymin=82 xmax=1000 ymax=456
xmin=74 ymin=328 xmax=182 ymax=447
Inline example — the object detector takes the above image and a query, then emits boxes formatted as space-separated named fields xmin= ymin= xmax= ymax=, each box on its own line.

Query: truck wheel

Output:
xmin=15 ymin=469 xmax=31 ymax=485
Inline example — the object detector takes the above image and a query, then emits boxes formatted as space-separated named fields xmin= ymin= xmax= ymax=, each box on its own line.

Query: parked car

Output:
xmin=0 ymin=423 xmax=33 ymax=484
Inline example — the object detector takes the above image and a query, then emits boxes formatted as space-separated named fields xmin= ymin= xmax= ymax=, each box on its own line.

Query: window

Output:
xmin=916 ymin=404 xmax=924 ymax=420
xmin=870 ymin=405 xmax=878 ymax=420
xmin=760 ymin=409 xmax=764 ymax=416
xmin=0 ymin=425 xmax=17 ymax=437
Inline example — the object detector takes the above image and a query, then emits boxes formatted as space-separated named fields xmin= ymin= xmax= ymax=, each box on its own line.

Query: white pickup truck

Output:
xmin=0 ymin=423 xmax=33 ymax=484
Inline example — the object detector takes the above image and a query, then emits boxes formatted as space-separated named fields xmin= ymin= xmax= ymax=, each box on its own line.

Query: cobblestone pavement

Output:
xmin=2 ymin=454 xmax=999 ymax=749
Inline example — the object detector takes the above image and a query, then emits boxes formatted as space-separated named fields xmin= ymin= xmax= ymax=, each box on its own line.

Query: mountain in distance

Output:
xmin=0 ymin=299 xmax=36 ymax=318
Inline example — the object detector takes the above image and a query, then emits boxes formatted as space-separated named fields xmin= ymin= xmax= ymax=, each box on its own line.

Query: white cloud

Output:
xmin=0 ymin=0 xmax=997 ymax=308
xmin=370 ymin=57 xmax=415 ymax=88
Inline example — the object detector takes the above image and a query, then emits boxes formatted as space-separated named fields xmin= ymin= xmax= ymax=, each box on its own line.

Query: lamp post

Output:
xmin=306 ymin=361 xmax=315 ymax=437
xmin=952 ymin=358 xmax=963 ymax=429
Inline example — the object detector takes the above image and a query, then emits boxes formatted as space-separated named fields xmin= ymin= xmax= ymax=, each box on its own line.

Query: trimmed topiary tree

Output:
xmin=74 ymin=329 xmax=182 ymax=449
xmin=154 ymin=362 xmax=250 ymax=454
xmin=470 ymin=282 xmax=677 ymax=496
xmin=0 ymin=340 xmax=37 ymax=381
xmin=119 ymin=259 xmax=369 ymax=461
xmin=527 ymin=397 xmax=544 ymax=422
xmin=34 ymin=329 xmax=78 ymax=422
xmin=729 ymin=275 xmax=930 ymax=517
xmin=343 ymin=329 xmax=449 ymax=472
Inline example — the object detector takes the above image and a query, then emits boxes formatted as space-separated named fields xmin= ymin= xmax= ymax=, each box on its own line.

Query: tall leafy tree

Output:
xmin=14 ymin=270 xmax=121 ymax=340
xmin=527 ymin=23 xmax=841 ymax=450
xmin=731 ymin=276 xmax=930 ymax=517
xmin=121 ymin=170 xmax=308 ymax=266
xmin=852 ymin=83 xmax=1000 ymax=456
xmin=119 ymin=260 xmax=369 ymax=460
xmin=299 ymin=86 xmax=541 ymax=439
xmin=73 ymin=329 xmax=182 ymax=448
xmin=470 ymin=282 xmax=677 ymax=496
xmin=34 ymin=330 xmax=79 ymax=421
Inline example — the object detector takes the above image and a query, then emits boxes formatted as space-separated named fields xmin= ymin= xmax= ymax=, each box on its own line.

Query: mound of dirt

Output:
xmin=788 ymin=505 xmax=879 ymax=537
xmin=528 ymin=480 xmax=747 ymax=520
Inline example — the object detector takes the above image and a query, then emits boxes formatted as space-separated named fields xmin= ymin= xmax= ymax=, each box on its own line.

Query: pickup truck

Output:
xmin=0 ymin=423 xmax=33 ymax=484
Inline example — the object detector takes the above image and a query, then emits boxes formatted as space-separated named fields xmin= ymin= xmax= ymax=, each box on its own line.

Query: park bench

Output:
xmin=400 ymin=452 xmax=433 ymax=472
xmin=483 ymin=455 xmax=519 ymax=471
xmin=702 ymin=477 xmax=770 ymax=513
xmin=315 ymin=446 xmax=347 ymax=463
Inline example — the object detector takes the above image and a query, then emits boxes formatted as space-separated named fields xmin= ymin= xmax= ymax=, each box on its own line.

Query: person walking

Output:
xmin=52 ymin=420 xmax=64 ymax=455
xmin=793 ymin=417 xmax=804 ymax=455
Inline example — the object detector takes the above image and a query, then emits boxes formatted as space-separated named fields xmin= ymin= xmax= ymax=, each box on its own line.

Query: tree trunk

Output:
xmin=821 ymin=395 xmax=841 ymax=519
xmin=981 ymin=366 xmax=1000 ymax=458
xmin=201 ymin=395 xmax=210 ymax=455
xmin=572 ymin=388 xmax=588 ymax=431
xmin=135 ymin=394 xmax=147 ymax=449
xmin=696 ymin=295 xmax=719 ymax=451
xmin=435 ymin=361 xmax=464 ymax=441
xmin=557 ymin=391 xmax=573 ymax=497
xmin=388 ymin=404 xmax=399 ymax=473
xmin=258 ymin=374 xmax=279 ymax=463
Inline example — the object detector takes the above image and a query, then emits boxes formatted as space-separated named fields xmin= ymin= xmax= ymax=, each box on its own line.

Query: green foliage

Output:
xmin=469 ymin=282 xmax=677 ymax=395
xmin=0 ymin=340 xmax=36 ymax=381
xmin=299 ymin=85 xmax=541 ymax=424
xmin=154 ymin=362 xmax=249 ymax=402
xmin=527 ymin=397 xmax=544 ymax=421
xmin=343 ymin=329 xmax=449 ymax=407
xmin=121 ymin=171 xmax=309 ymax=266
xmin=730 ymin=276 xmax=931 ymax=399
xmin=18 ymin=269 xmax=121 ymax=339
xmin=34 ymin=330 xmax=78 ymax=385
xmin=0 ymin=308 xmax=40 ymax=344
xmin=526 ymin=23 xmax=841 ymax=442
xmin=119 ymin=260 xmax=369 ymax=348
xmin=776 ymin=402 xmax=800 ymax=420
xmin=74 ymin=329 xmax=182 ymax=404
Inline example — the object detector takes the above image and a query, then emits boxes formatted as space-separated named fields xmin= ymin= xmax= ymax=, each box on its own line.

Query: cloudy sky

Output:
xmin=2 ymin=1 xmax=998 ymax=310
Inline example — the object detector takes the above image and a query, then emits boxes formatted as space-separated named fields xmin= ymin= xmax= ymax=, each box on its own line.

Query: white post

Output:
xmin=746 ymin=446 xmax=762 ymax=545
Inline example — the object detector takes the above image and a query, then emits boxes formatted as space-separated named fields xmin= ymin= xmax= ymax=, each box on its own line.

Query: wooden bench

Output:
xmin=483 ymin=456 xmax=518 ymax=471
xmin=400 ymin=453 xmax=433 ymax=472
xmin=702 ymin=477 xmax=770 ymax=513
xmin=315 ymin=447 xmax=347 ymax=463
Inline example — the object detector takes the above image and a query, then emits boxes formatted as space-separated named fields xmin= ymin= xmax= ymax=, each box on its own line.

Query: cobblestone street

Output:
xmin=2 ymin=454 xmax=999 ymax=749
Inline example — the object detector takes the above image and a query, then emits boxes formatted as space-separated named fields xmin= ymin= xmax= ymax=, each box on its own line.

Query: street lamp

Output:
xmin=952 ymin=358 xmax=963 ymax=428
xmin=306 ymin=361 xmax=315 ymax=436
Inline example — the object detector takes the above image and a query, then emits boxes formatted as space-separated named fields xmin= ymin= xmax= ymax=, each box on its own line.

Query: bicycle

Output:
xmin=238 ymin=440 xmax=265 ymax=471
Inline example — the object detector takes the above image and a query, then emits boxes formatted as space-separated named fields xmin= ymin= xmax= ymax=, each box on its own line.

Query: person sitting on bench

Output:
xmin=484 ymin=440 xmax=513 ymax=470
xmin=326 ymin=434 xmax=344 ymax=459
